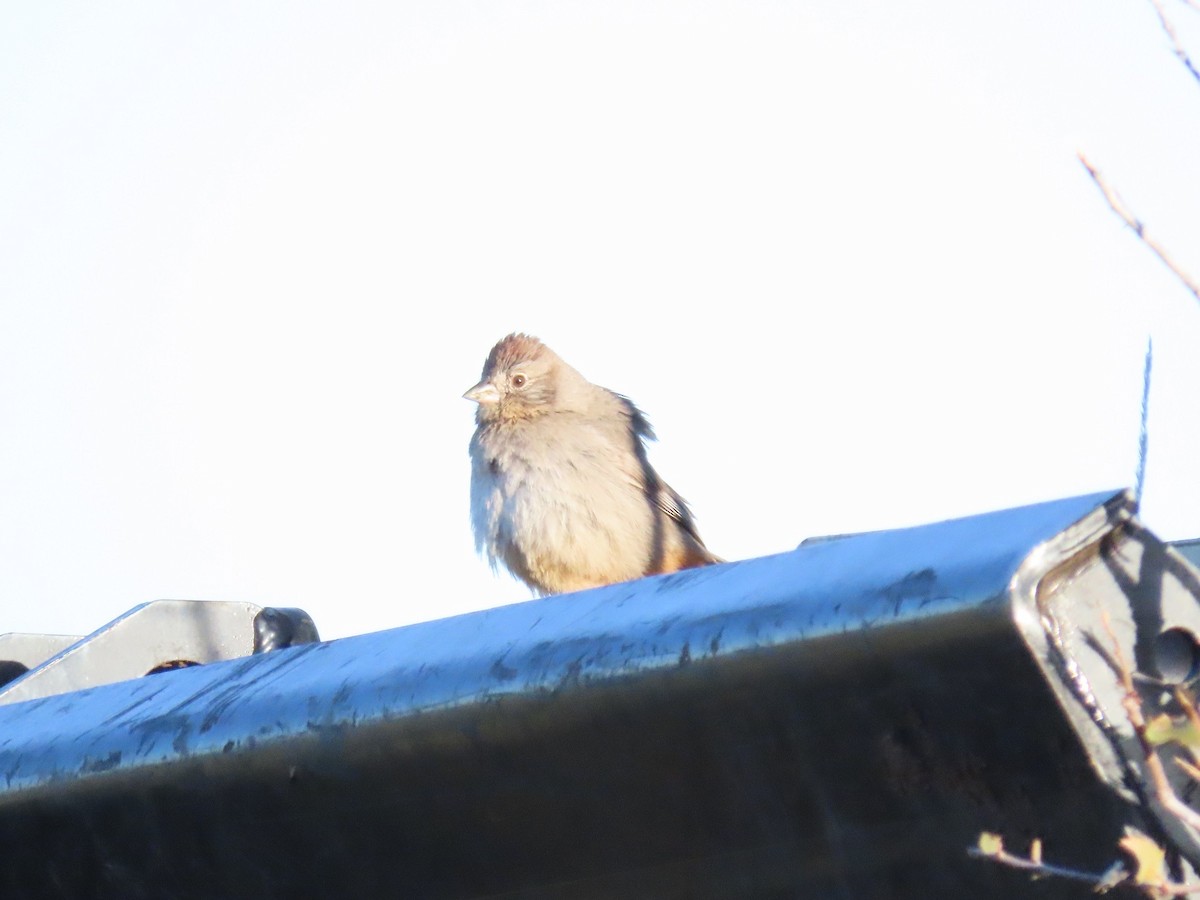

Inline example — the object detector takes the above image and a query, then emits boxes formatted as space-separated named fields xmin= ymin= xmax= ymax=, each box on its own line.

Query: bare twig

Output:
xmin=967 ymin=845 xmax=1112 ymax=885
xmin=1135 ymin=337 xmax=1153 ymax=508
xmin=1149 ymin=880 xmax=1200 ymax=895
xmin=1156 ymin=880 xmax=1200 ymax=895
xmin=1177 ymin=687 xmax=1200 ymax=735
xmin=973 ymin=615 xmax=1200 ymax=895
xmin=1102 ymin=611 xmax=1200 ymax=835
xmin=1177 ymin=756 xmax=1200 ymax=782
xmin=969 ymin=843 xmax=1200 ymax=895
xmin=1171 ymin=689 xmax=1200 ymax=779
xmin=1078 ymin=154 xmax=1200 ymax=305
xmin=1149 ymin=0 xmax=1200 ymax=87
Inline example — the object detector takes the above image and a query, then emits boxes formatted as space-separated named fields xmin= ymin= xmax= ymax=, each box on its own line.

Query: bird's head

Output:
xmin=464 ymin=333 xmax=565 ymax=423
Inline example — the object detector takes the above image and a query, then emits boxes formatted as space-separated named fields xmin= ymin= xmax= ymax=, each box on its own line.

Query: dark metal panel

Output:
xmin=0 ymin=489 xmax=1184 ymax=899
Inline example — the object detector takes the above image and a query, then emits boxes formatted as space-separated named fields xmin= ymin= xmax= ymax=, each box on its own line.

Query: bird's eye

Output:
xmin=511 ymin=373 xmax=527 ymax=388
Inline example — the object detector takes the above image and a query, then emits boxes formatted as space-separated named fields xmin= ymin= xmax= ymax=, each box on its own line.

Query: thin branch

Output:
xmin=1176 ymin=686 xmax=1200 ymax=735
xmin=1178 ymin=756 xmax=1200 ymax=782
xmin=1079 ymin=154 xmax=1200 ymax=305
xmin=1102 ymin=611 xmax=1200 ymax=836
xmin=1157 ymin=883 xmax=1200 ymax=894
xmin=1171 ymin=688 xmax=1200 ymax=783
xmin=969 ymin=844 xmax=1200 ymax=895
xmin=1149 ymin=0 xmax=1200 ymax=87
xmin=1135 ymin=337 xmax=1153 ymax=508
xmin=966 ymin=846 xmax=1112 ymax=885
xmin=973 ymin=612 xmax=1200 ymax=896
xmin=1155 ymin=880 xmax=1200 ymax=895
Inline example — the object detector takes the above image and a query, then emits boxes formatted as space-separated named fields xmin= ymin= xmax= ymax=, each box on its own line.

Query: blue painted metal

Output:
xmin=0 ymin=491 xmax=1114 ymax=785
xmin=1 ymin=489 xmax=1195 ymax=898
xmin=1176 ymin=538 xmax=1200 ymax=570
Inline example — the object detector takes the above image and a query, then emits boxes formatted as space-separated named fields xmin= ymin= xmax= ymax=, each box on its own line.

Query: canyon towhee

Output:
xmin=465 ymin=333 xmax=721 ymax=596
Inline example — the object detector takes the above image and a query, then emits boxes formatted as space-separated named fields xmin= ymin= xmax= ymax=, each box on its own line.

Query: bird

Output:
xmin=464 ymin=332 xmax=721 ymax=596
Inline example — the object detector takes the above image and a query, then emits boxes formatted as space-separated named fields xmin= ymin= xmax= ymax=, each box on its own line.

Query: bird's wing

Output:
xmin=609 ymin=391 xmax=657 ymax=443
xmin=654 ymin=480 xmax=720 ymax=559
xmin=606 ymin=390 xmax=721 ymax=563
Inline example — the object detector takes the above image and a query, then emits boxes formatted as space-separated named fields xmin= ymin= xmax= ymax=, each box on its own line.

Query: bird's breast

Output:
xmin=471 ymin=419 xmax=654 ymax=587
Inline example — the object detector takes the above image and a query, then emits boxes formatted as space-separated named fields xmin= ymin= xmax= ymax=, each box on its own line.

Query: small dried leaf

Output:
xmin=1145 ymin=713 xmax=1200 ymax=748
xmin=1118 ymin=827 xmax=1166 ymax=886
xmin=977 ymin=832 xmax=1004 ymax=856
xmin=1030 ymin=838 xmax=1043 ymax=865
xmin=1145 ymin=713 xmax=1175 ymax=745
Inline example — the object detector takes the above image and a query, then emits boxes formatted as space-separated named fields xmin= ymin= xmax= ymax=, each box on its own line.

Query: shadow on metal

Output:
xmin=1 ymin=490 xmax=1198 ymax=898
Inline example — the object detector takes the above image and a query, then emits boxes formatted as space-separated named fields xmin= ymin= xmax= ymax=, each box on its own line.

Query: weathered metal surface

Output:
xmin=0 ymin=490 xmax=1197 ymax=898
xmin=0 ymin=633 xmax=81 ymax=687
xmin=0 ymin=600 xmax=263 ymax=706
xmin=0 ymin=601 xmax=321 ymax=706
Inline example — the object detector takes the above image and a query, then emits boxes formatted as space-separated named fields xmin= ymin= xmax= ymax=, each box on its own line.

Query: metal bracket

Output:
xmin=0 ymin=633 xmax=82 ymax=688
xmin=0 ymin=600 xmax=319 ymax=706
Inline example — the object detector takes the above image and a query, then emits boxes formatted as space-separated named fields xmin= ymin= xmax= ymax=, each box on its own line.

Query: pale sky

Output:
xmin=3 ymin=0 xmax=1200 ymax=640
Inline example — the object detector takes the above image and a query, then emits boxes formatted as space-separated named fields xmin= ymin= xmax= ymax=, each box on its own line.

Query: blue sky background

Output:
xmin=3 ymin=0 xmax=1199 ymax=639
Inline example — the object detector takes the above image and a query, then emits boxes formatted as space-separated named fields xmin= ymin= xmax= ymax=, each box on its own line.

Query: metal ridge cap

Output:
xmin=0 ymin=490 xmax=1128 ymax=795
xmin=1007 ymin=489 xmax=1138 ymax=793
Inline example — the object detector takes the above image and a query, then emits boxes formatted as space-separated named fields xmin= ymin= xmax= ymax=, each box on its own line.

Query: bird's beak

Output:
xmin=463 ymin=381 xmax=500 ymax=404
